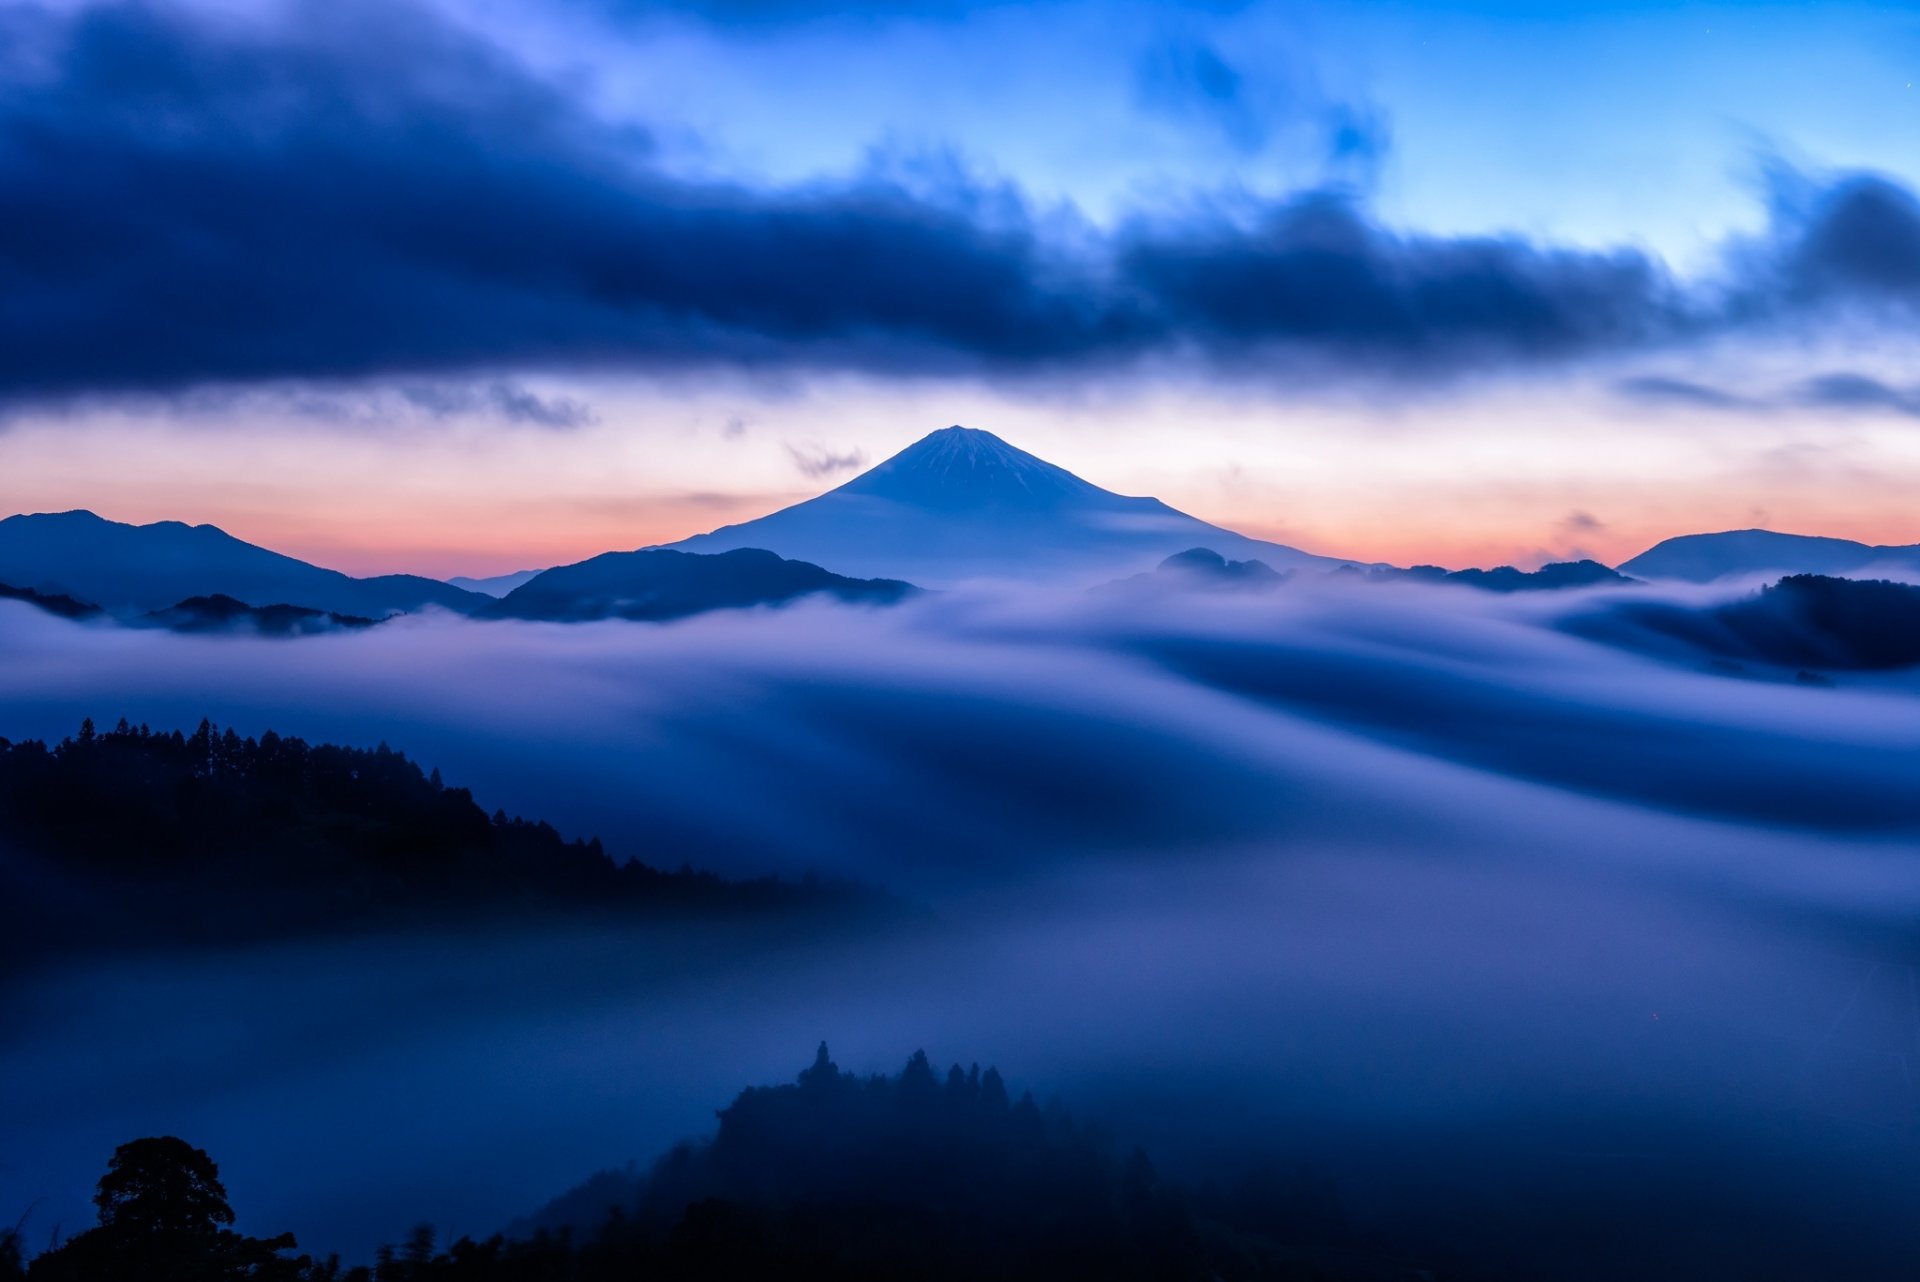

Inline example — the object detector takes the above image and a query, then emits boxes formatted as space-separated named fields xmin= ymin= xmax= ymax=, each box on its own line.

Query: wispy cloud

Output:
xmin=1794 ymin=372 xmax=1920 ymax=417
xmin=786 ymin=441 xmax=868 ymax=478
xmin=1616 ymin=371 xmax=1920 ymax=419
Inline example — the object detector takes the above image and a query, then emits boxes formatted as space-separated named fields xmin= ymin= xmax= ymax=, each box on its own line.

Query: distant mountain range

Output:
xmin=1105 ymin=551 xmax=1635 ymax=596
xmin=1619 ymin=530 xmax=1920 ymax=583
xmin=7 ymin=435 xmax=1916 ymax=624
xmin=0 ymin=510 xmax=488 ymax=617
xmin=665 ymin=425 xmax=1364 ymax=586
xmin=1376 ymin=559 xmax=1636 ymax=592
xmin=448 ymin=568 xmax=545 ymax=597
xmin=487 ymin=547 xmax=915 ymax=622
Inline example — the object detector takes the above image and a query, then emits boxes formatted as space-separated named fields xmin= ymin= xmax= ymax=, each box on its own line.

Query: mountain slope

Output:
xmin=487 ymin=547 xmax=916 ymax=622
xmin=665 ymin=426 xmax=1359 ymax=586
xmin=1619 ymin=529 xmax=1920 ymax=583
xmin=0 ymin=510 xmax=489 ymax=616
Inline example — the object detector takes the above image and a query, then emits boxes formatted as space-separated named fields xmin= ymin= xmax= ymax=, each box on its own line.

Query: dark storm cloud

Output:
xmin=5 ymin=1 xmax=1920 ymax=404
xmin=1120 ymin=193 xmax=1680 ymax=367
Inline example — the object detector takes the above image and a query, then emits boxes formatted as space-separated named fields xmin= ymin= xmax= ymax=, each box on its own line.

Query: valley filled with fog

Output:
xmin=4 ymin=578 xmax=1918 ymax=1276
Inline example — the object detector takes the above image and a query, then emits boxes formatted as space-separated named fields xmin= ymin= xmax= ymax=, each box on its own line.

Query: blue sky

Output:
xmin=489 ymin=0 xmax=1920 ymax=262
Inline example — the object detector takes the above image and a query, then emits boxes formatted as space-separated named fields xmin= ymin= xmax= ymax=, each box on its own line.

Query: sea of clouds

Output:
xmin=2 ymin=580 xmax=1917 ymax=1273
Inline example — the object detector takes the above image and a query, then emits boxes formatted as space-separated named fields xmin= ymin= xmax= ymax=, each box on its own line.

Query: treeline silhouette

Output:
xmin=7 ymin=1049 xmax=1439 ymax=1282
xmin=1710 ymin=574 xmax=1920 ymax=669
xmin=0 ymin=718 xmax=882 ymax=964
xmin=1571 ymin=573 xmax=1920 ymax=672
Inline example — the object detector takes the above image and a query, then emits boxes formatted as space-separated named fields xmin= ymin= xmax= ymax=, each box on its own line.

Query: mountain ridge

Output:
xmin=1619 ymin=528 xmax=1920 ymax=582
xmin=0 ymin=509 xmax=490 ymax=617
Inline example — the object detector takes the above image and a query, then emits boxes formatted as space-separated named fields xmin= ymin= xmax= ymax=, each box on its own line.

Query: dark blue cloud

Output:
xmin=1782 ymin=177 xmax=1920 ymax=303
xmin=3 ymin=1 xmax=1920 ymax=404
xmin=1122 ymin=193 xmax=1681 ymax=367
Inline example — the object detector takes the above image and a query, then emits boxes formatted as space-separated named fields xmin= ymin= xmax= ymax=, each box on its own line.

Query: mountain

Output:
xmin=487 ymin=547 xmax=916 ymax=623
xmin=1619 ymin=529 xmax=1920 ymax=583
xmin=137 ymin=594 xmax=379 ymax=637
xmin=0 ymin=510 xmax=490 ymax=617
xmin=665 ymin=425 xmax=1360 ymax=586
xmin=447 ymin=568 xmax=545 ymax=597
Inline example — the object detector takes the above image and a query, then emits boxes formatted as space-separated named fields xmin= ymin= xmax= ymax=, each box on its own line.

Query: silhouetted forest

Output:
xmin=0 ymin=581 xmax=99 ymax=620
xmin=1570 ymin=573 xmax=1920 ymax=672
xmin=136 ymin=594 xmax=378 ymax=636
xmin=485 ymin=547 xmax=917 ymax=623
xmin=0 ymin=719 xmax=884 ymax=965
xmin=7 ymin=1049 xmax=1444 ymax=1282
xmin=1706 ymin=574 xmax=1920 ymax=668
xmin=1362 ymin=560 xmax=1635 ymax=592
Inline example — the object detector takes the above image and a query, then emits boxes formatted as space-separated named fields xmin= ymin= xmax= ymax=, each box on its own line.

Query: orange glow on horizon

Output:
xmin=5 ymin=379 xmax=1920 ymax=579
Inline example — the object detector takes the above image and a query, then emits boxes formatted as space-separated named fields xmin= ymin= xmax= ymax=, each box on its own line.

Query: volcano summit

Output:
xmin=667 ymin=426 xmax=1358 ymax=586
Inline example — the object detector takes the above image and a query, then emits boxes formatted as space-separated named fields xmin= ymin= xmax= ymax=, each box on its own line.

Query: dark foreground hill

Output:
xmin=1566 ymin=574 xmax=1920 ymax=672
xmin=487 ymin=546 xmax=916 ymax=622
xmin=0 ymin=719 xmax=884 ymax=965
xmin=15 ymin=1049 xmax=1432 ymax=1282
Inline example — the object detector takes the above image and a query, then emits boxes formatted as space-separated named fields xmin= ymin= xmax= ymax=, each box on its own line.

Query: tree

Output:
xmin=29 ymin=1138 xmax=303 ymax=1282
xmin=1 ymin=1221 xmax=24 ymax=1281
xmin=94 ymin=1137 xmax=235 ymax=1238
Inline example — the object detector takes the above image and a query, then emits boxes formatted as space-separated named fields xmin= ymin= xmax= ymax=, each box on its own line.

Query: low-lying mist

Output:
xmin=3 ymin=579 xmax=1918 ymax=1276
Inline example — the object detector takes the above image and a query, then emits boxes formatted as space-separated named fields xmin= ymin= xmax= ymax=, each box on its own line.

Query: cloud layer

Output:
xmin=6 ymin=2 xmax=1920 ymax=404
xmin=3 ymin=582 xmax=1920 ymax=1267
